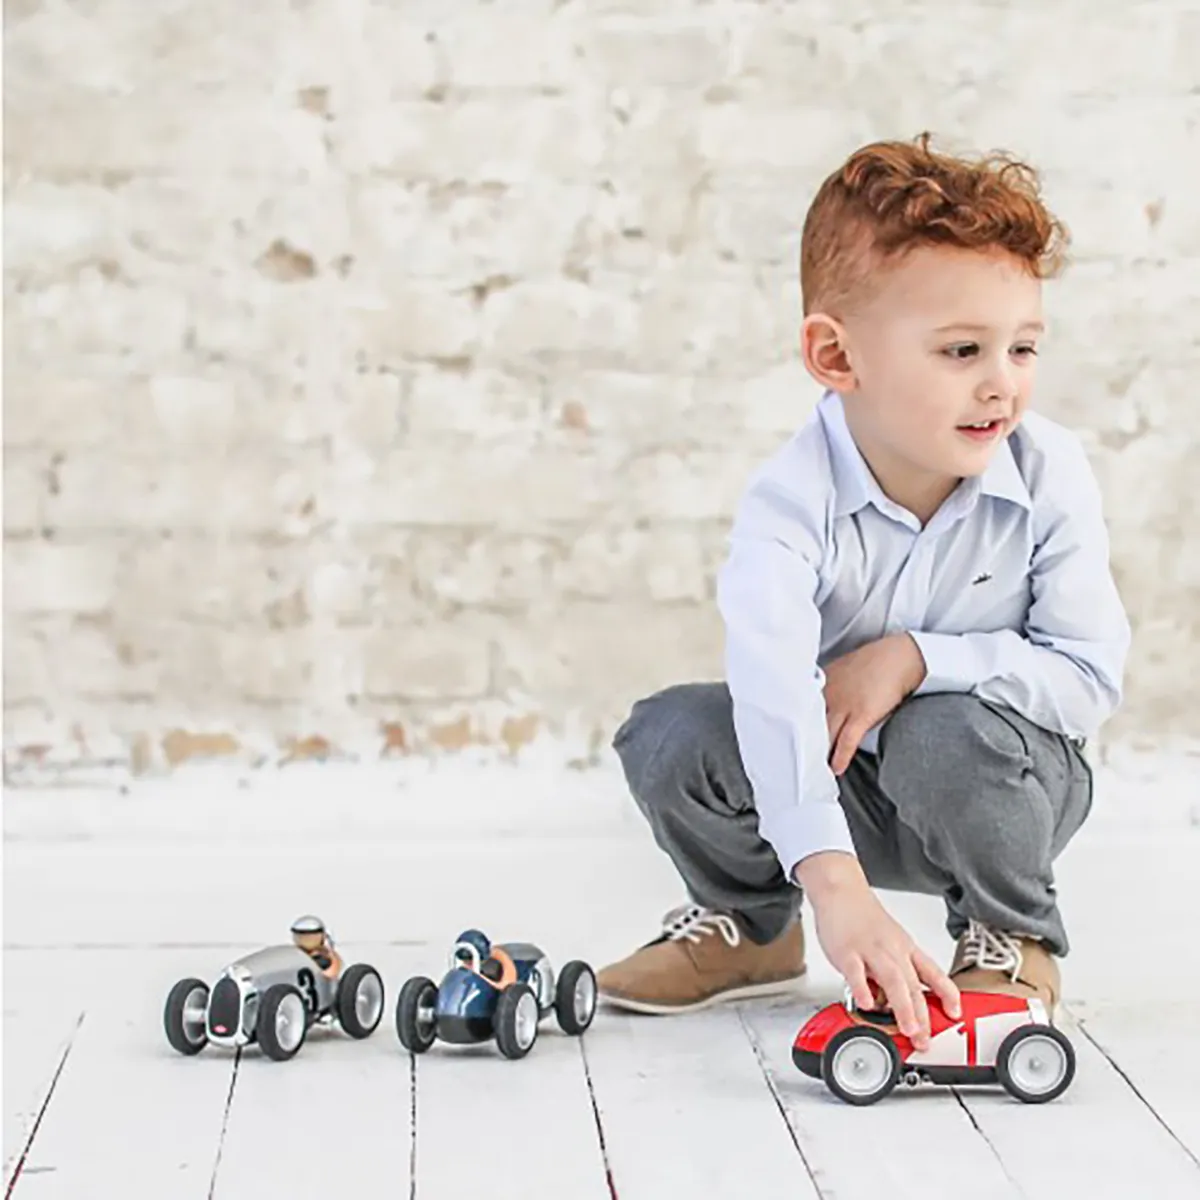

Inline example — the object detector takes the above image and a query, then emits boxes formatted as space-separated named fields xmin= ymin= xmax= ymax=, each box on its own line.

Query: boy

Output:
xmin=597 ymin=133 xmax=1131 ymax=1050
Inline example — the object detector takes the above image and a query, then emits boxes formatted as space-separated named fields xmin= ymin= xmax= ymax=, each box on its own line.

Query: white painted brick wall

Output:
xmin=4 ymin=0 xmax=1199 ymax=778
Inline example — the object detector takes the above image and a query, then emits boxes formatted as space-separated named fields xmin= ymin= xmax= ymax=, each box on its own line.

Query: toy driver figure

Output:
xmin=291 ymin=915 xmax=341 ymax=977
xmin=453 ymin=928 xmax=492 ymax=969
xmin=453 ymin=929 xmax=515 ymax=987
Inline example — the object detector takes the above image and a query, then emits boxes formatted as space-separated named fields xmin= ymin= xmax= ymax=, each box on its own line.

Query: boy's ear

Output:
xmin=800 ymin=312 xmax=858 ymax=392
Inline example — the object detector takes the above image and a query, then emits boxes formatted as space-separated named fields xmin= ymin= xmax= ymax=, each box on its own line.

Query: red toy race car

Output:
xmin=793 ymin=987 xmax=1075 ymax=1106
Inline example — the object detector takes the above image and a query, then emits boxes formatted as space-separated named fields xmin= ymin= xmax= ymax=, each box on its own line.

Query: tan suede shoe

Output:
xmin=949 ymin=919 xmax=1061 ymax=1015
xmin=596 ymin=904 xmax=806 ymax=1015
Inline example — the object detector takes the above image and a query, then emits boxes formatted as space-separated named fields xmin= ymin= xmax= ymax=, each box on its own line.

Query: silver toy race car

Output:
xmin=163 ymin=916 xmax=385 ymax=1061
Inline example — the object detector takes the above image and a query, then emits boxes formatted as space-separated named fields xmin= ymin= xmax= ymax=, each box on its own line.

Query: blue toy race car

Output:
xmin=395 ymin=929 xmax=597 ymax=1060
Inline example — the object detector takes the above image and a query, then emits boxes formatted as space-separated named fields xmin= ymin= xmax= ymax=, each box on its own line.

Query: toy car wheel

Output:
xmin=336 ymin=963 xmax=385 ymax=1038
xmin=821 ymin=1025 xmax=901 ymax=1105
xmin=996 ymin=1024 xmax=1075 ymax=1103
xmin=256 ymin=983 xmax=309 ymax=1061
xmin=164 ymin=977 xmax=210 ymax=1055
xmin=396 ymin=976 xmax=439 ymax=1054
xmin=494 ymin=983 xmax=540 ymax=1060
xmin=554 ymin=961 xmax=597 ymax=1035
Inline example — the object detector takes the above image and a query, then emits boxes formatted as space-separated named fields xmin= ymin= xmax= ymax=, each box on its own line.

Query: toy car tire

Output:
xmin=996 ymin=1024 xmax=1075 ymax=1104
xmin=256 ymin=983 xmax=309 ymax=1061
xmin=554 ymin=960 xmax=597 ymax=1036
xmin=821 ymin=1025 xmax=901 ymax=1106
xmin=337 ymin=963 xmax=386 ymax=1039
xmin=164 ymin=977 xmax=210 ymax=1055
xmin=494 ymin=983 xmax=540 ymax=1060
xmin=396 ymin=976 xmax=439 ymax=1054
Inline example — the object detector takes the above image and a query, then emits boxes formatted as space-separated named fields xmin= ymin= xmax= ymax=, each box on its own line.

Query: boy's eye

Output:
xmin=1013 ymin=343 xmax=1039 ymax=358
xmin=944 ymin=343 xmax=979 ymax=360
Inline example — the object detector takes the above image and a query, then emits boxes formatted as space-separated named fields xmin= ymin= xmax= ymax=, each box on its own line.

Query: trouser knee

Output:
xmin=879 ymin=695 xmax=1044 ymax=844
xmin=612 ymin=682 xmax=745 ymax=820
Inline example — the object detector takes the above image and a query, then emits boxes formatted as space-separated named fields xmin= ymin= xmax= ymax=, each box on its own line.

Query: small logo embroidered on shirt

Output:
xmin=972 ymin=572 xmax=993 ymax=585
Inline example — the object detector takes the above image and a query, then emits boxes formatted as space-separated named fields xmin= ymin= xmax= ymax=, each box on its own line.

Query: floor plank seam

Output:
xmin=206 ymin=1048 xmax=241 ymax=1200
xmin=1074 ymin=1017 xmax=1200 ymax=1174
xmin=3 ymin=1010 xmax=85 ymax=1199
xmin=578 ymin=1036 xmax=619 ymax=1200
xmin=950 ymin=1089 xmax=1028 ymax=1199
xmin=3 ymin=939 xmax=431 ymax=953
xmin=734 ymin=1005 xmax=826 ymax=1198
xmin=408 ymin=1051 xmax=417 ymax=1200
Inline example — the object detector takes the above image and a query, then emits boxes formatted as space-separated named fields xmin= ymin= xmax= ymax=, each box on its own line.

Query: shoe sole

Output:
xmin=597 ymin=968 xmax=807 ymax=1016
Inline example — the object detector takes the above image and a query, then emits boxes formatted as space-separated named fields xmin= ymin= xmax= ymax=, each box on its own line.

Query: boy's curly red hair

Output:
xmin=800 ymin=132 xmax=1069 ymax=315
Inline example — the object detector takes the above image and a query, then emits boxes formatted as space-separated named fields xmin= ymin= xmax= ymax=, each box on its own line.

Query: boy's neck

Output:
xmin=880 ymin=469 xmax=961 ymax=527
xmin=843 ymin=410 xmax=961 ymax=526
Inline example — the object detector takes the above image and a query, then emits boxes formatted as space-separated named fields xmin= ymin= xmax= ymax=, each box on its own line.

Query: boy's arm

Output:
xmin=910 ymin=439 xmax=1130 ymax=737
xmin=716 ymin=478 xmax=960 ymax=1049
xmin=715 ymin=483 xmax=852 ymax=885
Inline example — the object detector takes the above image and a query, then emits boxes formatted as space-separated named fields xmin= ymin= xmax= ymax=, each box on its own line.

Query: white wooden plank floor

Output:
xmin=3 ymin=753 xmax=1199 ymax=1200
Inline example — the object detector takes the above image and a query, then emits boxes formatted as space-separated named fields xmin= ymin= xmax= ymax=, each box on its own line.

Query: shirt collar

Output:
xmin=817 ymin=389 xmax=1032 ymax=520
xmin=817 ymin=390 xmax=880 ymax=519
xmin=976 ymin=432 xmax=1032 ymax=510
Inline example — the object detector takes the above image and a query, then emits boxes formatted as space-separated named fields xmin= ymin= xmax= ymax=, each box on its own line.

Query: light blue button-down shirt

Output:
xmin=715 ymin=389 xmax=1131 ymax=882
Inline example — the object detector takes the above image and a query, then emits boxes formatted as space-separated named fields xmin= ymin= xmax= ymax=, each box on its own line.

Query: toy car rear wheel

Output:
xmin=164 ymin=977 xmax=210 ymax=1055
xmin=495 ymin=983 xmax=540 ymax=1060
xmin=996 ymin=1024 xmax=1075 ymax=1103
xmin=554 ymin=961 xmax=597 ymax=1035
xmin=821 ymin=1025 xmax=901 ymax=1105
xmin=256 ymin=983 xmax=309 ymax=1061
xmin=396 ymin=976 xmax=439 ymax=1053
xmin=337 ymin=963 xmax=385 ymax=1038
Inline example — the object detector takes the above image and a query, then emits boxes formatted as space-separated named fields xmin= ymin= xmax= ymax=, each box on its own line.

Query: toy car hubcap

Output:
xmin=182 ymin=986 xmax=208 ymax=1044
xmin=1008 ymin=1035 xmax=1068 ymax=1094
xmin=276 ymin=993 xmax=306 ymax=1052
xmin=831 ymin=1038 xmax=893 ymax=1096
xmin=516 ymin=991 xmax=538 ymax=1048
xmin=574 ymin=972 xmax=596 ymax=1025
xmin=416 ymin=990 xmax=436 ymax=1034
xmin=356 ymin=974 xmax=384 ymax=1028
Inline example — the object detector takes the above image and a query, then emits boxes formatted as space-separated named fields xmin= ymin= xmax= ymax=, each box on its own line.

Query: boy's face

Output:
xmin=809 ymin=244 xmax=1043 ymax=512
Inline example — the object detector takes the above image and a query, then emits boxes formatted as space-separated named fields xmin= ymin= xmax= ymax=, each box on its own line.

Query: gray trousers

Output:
xmin=612 ymin=684 xmax=1094 ymax=957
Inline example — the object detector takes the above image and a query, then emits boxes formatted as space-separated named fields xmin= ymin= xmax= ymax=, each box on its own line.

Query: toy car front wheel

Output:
xmin=996 ymin=1025 xmax=1075 ymax=1103
xmin=337 ymin=963 xmax=385 ymax=1038
xmin=821 ymin=1026 xmax=901 ymax=1105
xmin=396 ymin=976 xmax=439 ymax=1054
xmin=495 ymin=983 xmax=540 ymax=1060
xmin=256 ymin=983 xmax=309 ymax=1061
xmin=554 ymin=961 xmax=597 ymax=1035
xmin=164 ymin=977 xmax=210 ymax=1055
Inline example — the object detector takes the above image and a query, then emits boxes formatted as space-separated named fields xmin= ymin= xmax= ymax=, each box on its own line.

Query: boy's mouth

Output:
xmin=956 ymin=418 xmax=1005 ymax=442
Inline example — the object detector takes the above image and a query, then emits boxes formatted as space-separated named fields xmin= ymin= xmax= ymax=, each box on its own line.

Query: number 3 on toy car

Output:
xmin=297 ymin=968 xmax=319 ymax=1013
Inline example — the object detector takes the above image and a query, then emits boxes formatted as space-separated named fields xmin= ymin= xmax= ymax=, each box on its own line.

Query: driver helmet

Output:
xmin=291 ymin=914 xmax=330 ymax=954
xmin=453 ymin=928 xmax=491 ymax=966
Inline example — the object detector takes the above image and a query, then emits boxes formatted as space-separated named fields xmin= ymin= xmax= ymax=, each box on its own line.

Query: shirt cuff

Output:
xmin=909 ymin=630 xmax=985 ymax=695
xmin=762 ymin=800 xmax=857 ymax=888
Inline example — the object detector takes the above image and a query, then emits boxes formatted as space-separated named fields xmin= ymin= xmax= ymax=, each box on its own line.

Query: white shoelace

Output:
xmin=958 ymin=919 xmax=1025 ymax=981
xmin=660 ymin=904 xmax=741 ymax=948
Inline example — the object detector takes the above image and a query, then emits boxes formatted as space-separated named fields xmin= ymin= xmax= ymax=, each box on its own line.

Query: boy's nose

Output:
xmin=976 ymin=366 xmax=1019 ymax=404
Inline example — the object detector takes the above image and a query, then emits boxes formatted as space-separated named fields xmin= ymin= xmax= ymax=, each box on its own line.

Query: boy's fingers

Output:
xmin=844 ymin=958 xmax=874 ymax=1010
xmin=831 ymin=720 xmax=865 ymax=775
xmin=873 ymin=961 xmax=923 ymax=1046
xmin=830 ymin=727 xmax=851 ymax=774
xmin=895 ymin=960 xmax=931 ymax=1049
xmin=914 ymin=949 xmax=961 ymax=1018
xmin=907 ymin=973 xmax=931 ymax=1041
xmin=825 ymin=707 xmax=847 ymax=748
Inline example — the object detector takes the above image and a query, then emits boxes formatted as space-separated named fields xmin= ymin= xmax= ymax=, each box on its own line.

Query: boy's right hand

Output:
xmin=795 ymin=852 xmax=960 ymax=1051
